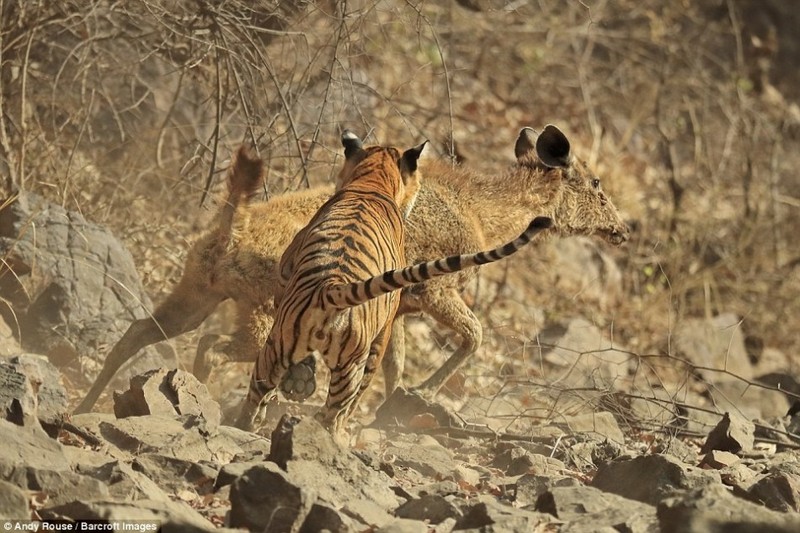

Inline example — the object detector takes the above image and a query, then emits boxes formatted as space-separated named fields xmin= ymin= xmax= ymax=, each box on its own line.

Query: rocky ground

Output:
xmin=1 ymin=1 xmax=800 ymax=531
xmin=2 ymin=187 xmax=800 ymax=532
xmin=3 ymin=353 xmax=800 ymax=532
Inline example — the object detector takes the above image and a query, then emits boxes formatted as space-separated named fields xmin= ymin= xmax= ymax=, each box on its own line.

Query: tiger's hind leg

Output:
xmin=317 ymin=324 xmax=393 ymax=441
xmin=233 ymin=337 xmax=289 ymax=432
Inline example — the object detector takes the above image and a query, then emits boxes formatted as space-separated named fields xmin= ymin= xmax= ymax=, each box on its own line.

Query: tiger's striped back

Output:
xmin=234 ymin=131 xmax=553 ymax=441
xmin=235 ymin=132 xmax=427 ymax=439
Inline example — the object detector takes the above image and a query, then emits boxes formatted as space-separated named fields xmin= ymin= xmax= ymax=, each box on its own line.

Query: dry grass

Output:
xmin=1 ymin=0 xmax=798 ymax=423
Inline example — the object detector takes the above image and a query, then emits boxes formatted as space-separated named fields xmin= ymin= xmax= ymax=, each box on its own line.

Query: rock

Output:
xmin=372 ymin=387 xmax=465 ymax=429
xmin=229 ymin=462 xmax=314 ymax=532
xmin=514 ymin=474 xmax=582 ymax=507
xmin=0 ymin=357 xmax=40 ymax=428
xmin=0 ymin=418 xmax=69 ymax=471
xmin=651 ymin=437 xmax=698 ymax=464
xmin=673 ymin=313 xmax=753 ymax=382
xmin=454 ymin=498 xmax=555 ymax=531
xmin=93 ymin=414 xmax=250 ymax=463
xmin=561 ymin=438 xmax=626 ymax=471
xmin=0 ymin=464 xmax=109 ymax=507
xmin=77 ymin=460 xmax=172 ymax=503
xmin=453 ymin=464 xmax=482 ymax=487
xmin=699 ymin=450 xmax=740 ymax=470
xmin=406 ymin=480 xmax=460 ymax=499
xmin=342 ymin=498 xmax=396 ymax=528
xmin=709 ymin=378 xmax=790 ymax=420
xmin=700 ymin=412 xmax=755 ymax=454
xmin=554 ymin=411 xmax=626 ymax=445
xmin=269 ymin=415 xmax=339 ymax=470
xmin=532 ymin=318 xmax=631 ymax=389
xmin=375 ymin=518 xmax=430 ymax=533
xmin=492 ymin=445 xmax=565 ymax=476
xmin=0 ymin=192 xmax=172 ymax=389
xmin=0 ymin=316 xmax=22 ymax=357
xmin=535 ymin=485 xmax=658 ymax=532
xmin=305 ymin=502 xmax=365 ymax=532
xmin=657 ymin=483 xmax=800 ymax=533
xmin=384 ymin=433 xmax=457 ymax=479
xmin=395 ymin=494 xmax=462 ymax=524
xmin=746 ymin=472 xmax=800 ymax=512
xmin=0 ymin=479 xmax=29 ymax=519
xmin=113 ymin=368 xmax=221 ymax=432
xmin=214 ymin=461 xmax=265 ymax=491
xmin=267 ymin=416 xmax=402 ymax=511
xmin=0 ymin=354 xmax=69 ymax=430
xmin=286 ymin=456 xmax=401 ymax=513
xmin=39 ymin=499 xmax=215 ymax=531
xmin=132 ymin=453 xmax=218 ymax=496
xmin=591 ymin=454 xmax=721 ymax=506
xmin=547 ymin=236 xmax=624 ymax=309
xmin=719 ymin=462 xmax=758 ymax=488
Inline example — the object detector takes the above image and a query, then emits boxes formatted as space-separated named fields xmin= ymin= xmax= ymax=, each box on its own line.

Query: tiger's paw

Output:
xmin=281 ymin=355 xmax=317 ymax=402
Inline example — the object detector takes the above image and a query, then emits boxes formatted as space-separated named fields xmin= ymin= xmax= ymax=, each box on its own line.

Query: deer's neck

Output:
xmin=424 ymin=160 xmax=559 ymax=245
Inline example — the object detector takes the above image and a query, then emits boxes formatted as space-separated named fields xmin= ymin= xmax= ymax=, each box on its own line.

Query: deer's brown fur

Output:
xmin=74 ymin=125 xmax=629 ymax=414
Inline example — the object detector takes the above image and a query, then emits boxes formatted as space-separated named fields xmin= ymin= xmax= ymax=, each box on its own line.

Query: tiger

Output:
xmin=234 ymin=130 xmax=553 ymax=439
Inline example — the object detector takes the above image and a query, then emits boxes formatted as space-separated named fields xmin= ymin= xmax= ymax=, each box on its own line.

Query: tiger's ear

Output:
xmin=400 ymin=140 xmax=428 ymax=173
xmin=535 ymin=124 xmax=572 ymax=168
xmin=514 ymin=127 xmax=538 ymax=160
xmin=341 ymin=130 xmax=364 ymax=159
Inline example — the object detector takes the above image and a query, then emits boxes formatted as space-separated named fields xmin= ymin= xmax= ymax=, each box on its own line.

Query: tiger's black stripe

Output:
xmin=322 ymin=216 xmax=552 ymax=310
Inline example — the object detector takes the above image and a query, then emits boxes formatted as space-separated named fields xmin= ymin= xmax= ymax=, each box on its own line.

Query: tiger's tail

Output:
xmin=321 ymin=216 xmax=553 ymax=310
xmin=217 ymin=144 xmax=263 ymax=243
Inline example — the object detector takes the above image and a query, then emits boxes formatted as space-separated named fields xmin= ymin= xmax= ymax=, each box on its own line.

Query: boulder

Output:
xmin=0 ymin=418 xmax=69 ymax=471
xmin=229 ymin=462 xmax=315 ymax=532
xmin=0 ymin=354 xmax=69 ymax=429
xmin=657 ymin=483 xmax=800 ymax=533
xmin=395 ymin=494 xmax=462 ymax=524
xmin=591 ymin=454 xmax=720 ymax=506
xmin=113 ymin=368 xmax=221 ymax=432
xmin=0 ymin=191 xmax=173 ymax=388
xmin=454 ymin=498 xmax=555 ymax=531
xmin=673 ymin=313 xmax=752 ymax=382
xmin=746 ymin=472 xmax=800 ymax=512
xmin=39 ymin=499 xmax=215 ymax=531
xmin=700 ymin=412 xmax=755 ymax=454
xmin=535 ymin=485 xmax=658 ymax=532
xmin=131 ymin=453 xmax=218 ymax=496
xmin=532 ymin=318 xmax=631 ymax=389
xmin=0 ymin=464 xmax=109 ymax=507
xmin=514 ymin=474 xmax=582 ymax=507
xmin=92 ymin=414 xmax=255 ymax=463
xmin=0 ymin=479 xmax=29 ymax=519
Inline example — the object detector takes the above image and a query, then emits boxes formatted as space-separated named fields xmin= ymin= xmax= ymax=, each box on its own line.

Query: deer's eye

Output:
xmin=591 ymin=178 xmax=601 ymax=189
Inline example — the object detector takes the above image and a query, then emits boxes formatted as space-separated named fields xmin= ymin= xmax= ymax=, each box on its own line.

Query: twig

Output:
xmin=199 ymin=35 xmax=224 ymax=208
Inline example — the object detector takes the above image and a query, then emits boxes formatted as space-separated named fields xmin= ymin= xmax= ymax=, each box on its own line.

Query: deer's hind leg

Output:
xmin=75 ymin=272 xmax=225 ymax=414
xmin=193 ymin=300 xmax=275 ymax=383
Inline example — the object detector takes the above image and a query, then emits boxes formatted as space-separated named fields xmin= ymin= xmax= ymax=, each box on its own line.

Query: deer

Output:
xmin=73 ymin=124 xmax=629 ymax=415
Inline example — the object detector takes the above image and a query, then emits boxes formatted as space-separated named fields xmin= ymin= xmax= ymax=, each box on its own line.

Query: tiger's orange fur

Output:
xmin=234 ymin=132 xmax=552 ymax=438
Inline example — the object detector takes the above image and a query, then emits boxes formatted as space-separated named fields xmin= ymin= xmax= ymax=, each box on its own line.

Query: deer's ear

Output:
xmin=401 ymin=140 xmax=428 ymax=174
xmin=514 ymin=127 xmax=538 ymax=160
xmin=536 ymin=124 xmax=572 ymax=168
xmin=342 ymin=130 xmax=364 ymax=159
